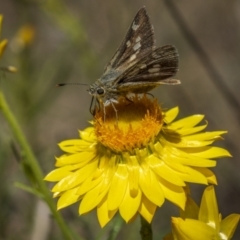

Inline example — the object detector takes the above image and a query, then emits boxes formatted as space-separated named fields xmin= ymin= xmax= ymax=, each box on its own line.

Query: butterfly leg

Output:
xmin=146 ymin=92 xmax=154 ymax=98
xmin=125 ymin=96 xmax=133 ymax=106
xmin=89 ymin=96 xmax=95 ymax=115
xmin=110 ymin=100 xmax=118 ymax=123
xmin=89 ymin=96 xmax=101 ymax=116
xmin=104 ymin=98 xmax=118 ymax=123
xmin=103 ymin=104 xmax=106 ymax=122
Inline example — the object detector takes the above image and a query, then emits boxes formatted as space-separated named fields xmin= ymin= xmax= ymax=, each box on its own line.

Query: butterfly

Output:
xmin=87 ymin=7 xmax=180 ymax=116
xmin=58 ymin=7 xmax=180 ymax=118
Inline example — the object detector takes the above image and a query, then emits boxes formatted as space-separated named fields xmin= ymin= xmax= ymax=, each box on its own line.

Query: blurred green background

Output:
xmin=1 ymin=0 xmax=240 ymax=239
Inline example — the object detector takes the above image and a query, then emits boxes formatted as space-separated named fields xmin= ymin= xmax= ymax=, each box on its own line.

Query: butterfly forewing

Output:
xmin=102 ymin=7 xmax=155 ymax=82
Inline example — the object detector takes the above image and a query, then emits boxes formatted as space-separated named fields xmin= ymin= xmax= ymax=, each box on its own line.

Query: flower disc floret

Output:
xmin=94 ymin=95 xmax=163 ymax=153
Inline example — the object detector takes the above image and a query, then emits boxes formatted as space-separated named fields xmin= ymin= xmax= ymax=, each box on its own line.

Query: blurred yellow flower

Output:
xmin=0 ymin=15 xmax=8 ymax=58
xmin=17 ymin=25 xmax=35 ymax=45
xmin=165 ymin=186 xmax=240 ymax=240
xmin=0 ymin=15 xmax=17 ymax=73
xmin=11 ymin=24 xmax=35 ymax=53
xmin=45 ymin=96 xmax=231 ymax=227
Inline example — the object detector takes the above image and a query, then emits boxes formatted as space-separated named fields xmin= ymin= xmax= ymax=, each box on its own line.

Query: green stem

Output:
xmin=107 ymin=215 xmax=124 ymax=240
xmin=140 ymin=216 xmax=152 ymax=240
xmin=0 ymin=89 xmax=73 ymax=240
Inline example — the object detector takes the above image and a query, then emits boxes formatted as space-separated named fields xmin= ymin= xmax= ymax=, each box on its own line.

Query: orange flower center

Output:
xmin=94 ymin=95 xmax=163 ymax=153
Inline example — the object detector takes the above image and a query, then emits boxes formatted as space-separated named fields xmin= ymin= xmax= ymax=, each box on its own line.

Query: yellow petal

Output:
xmin=168 ymin=138 xmax=215 ymax=148
xmin=193 ymin=167 xmax=217 ymax=184
xmin=57 ymin=187 xmax=80 ymax=209
xmin=161 ymin=134 xmax=215 ymax=148
xmin=155 ymin=142 xmax=216 ymax=168
xmin=98 ymin=164 xmax=116 ymax=195
xmin=138 ymin=194 xmax=157 ymax=223
xmin=76 ymin=172 xmax=102 ymax=195
xmin=79 ymin=127 xmax=96 ymax=142
xmin=97 ymin=195 xmax=118 ymax=227
xmin=170 ymin=163 xmax=208 ymax=184
xmin=108 ymin=164 xmax=128 ymax=210
xmin=169 ymin=115 xmax=205 ymax=129
xmin=158 ymin=177 xmax=186 ymax=209
xmin=55 ymin=151 xmax=96 ymax=166
xmin=139 ymin=165 xmax=164 ymax=206
xmin=119 ymin=183 xmax=142 ymax=222
xmin=79 ymin=180 xmax=110 ymax=214
xmin=199 ymin=186 xmax=219 ymax=231
xmin=186 ymin=146 xmax=231 ymax=159
xmin=182 ymin=131 xmax=227 ymax=141
xmin=44 ymin=166 xmax=73 ymax=181
xmin=148 ymin=155 xmax=186 ymax=186
xmin=220 ymin=214 xmax=240 ymax=239
xmin=79 ymin=163 xmax=115 ymax=214
xmin=168 ymin=161 xmax=208 ymax=183
xmin=171 ymin=218 xmax=216 ymax=240
xmin=52 ymin=160 xmax=98 ymax=192
xmin=176 ymin=124 xmax=207 ymax=136
xmin=164 ymin=107 xmax=179 ymax=124
xmin=127 ymin=155 xmax=140 ymax=196
xmin=167 ymin=151 xmax=216 ymax=168
xmin=58 ymin=139 xmax=93 ymax=153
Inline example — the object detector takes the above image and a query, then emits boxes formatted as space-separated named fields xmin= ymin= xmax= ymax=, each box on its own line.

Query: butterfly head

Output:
xmin=87 ymin=83 xmax=106 ymax=99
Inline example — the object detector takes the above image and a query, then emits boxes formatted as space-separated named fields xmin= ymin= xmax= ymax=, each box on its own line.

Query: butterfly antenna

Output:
xmin=56 ymin=83 xmax=89 ymax=87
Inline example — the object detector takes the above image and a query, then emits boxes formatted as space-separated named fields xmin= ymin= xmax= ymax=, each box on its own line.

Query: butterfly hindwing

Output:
xmin=115 ymin=45 xmax=178 ymax=87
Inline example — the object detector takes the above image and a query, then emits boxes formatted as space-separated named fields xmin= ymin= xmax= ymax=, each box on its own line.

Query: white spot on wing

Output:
xmin=148 ymin=67 xmax=160 ymax=73
xmin=140 ymin=64 xmax=147 ymax=69
xmin=126 ymin=40 xmax=131 ymax=48
xmin=135 ymin=36 xmax=141 ymax=42
xmin=133 ymin=42 xmax=141 ymax=51
xmin=129 ymin=54 xmax=136 ymax=62
xmin=132 ymin=21 xmax=140 ymax=31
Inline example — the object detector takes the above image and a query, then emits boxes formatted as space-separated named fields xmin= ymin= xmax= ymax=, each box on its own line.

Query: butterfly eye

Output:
xmin=97 ymin=88 xmax=105 ymax=95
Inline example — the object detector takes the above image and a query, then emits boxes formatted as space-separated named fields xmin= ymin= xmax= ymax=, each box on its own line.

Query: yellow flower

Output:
xmin=11 ymin=24 xmax=35 ymax=53
xmin=0 ymin=15 xmax=17 ymax=73
xmin=0 ymin=15 xmax=8 ymax=58
xmin=165 ymin=186 xmax=240 ymax=240
xmin=45 ymin=95 xmax=231 ymax=227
